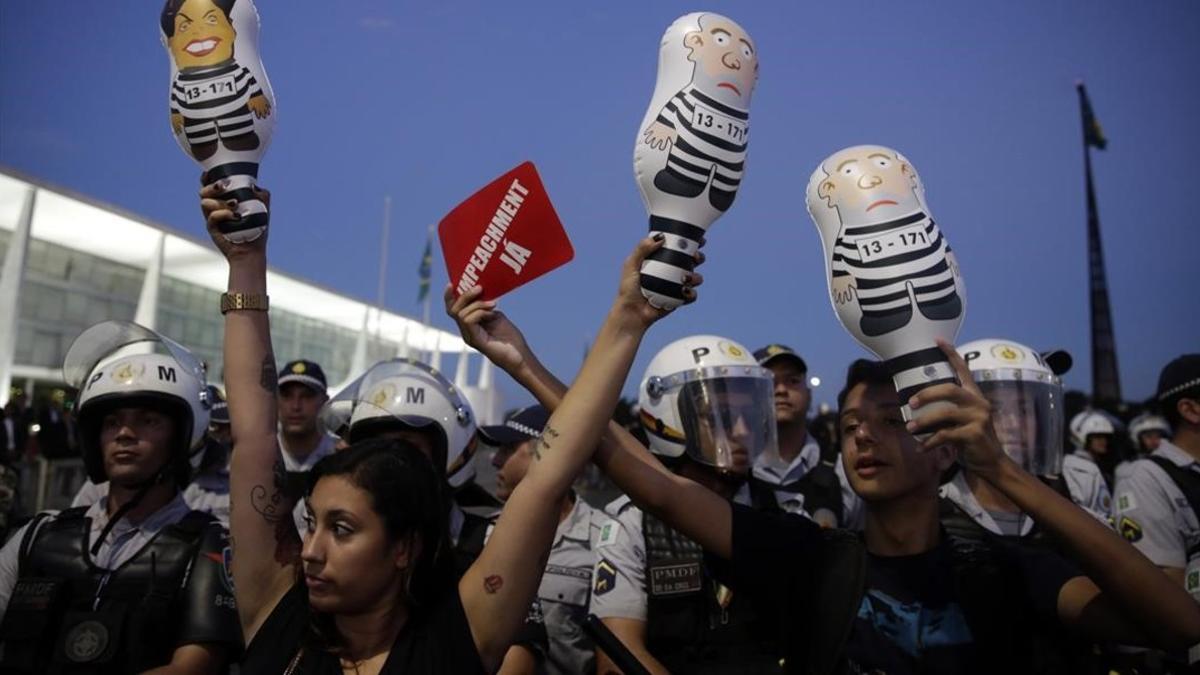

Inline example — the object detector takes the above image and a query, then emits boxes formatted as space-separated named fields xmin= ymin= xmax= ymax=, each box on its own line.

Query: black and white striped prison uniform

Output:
xmin=654 ymin=85 xmax=748 ymax=207
xmin=830 ymin=210 xmax=960 ymax=337
xmin=170 ymin=61 xmax=262 ymax=146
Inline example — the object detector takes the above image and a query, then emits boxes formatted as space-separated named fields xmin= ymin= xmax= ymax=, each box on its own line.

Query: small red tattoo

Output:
xmin=483 ymin=574 xmax=503 ymax=594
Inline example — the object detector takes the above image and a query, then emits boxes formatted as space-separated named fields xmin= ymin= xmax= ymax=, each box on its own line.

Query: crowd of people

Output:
xmin=0 ymin=179 xmax=1195 ymax=675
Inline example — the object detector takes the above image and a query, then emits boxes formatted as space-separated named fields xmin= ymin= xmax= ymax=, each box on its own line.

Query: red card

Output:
xmin=439 ymin=162 xmax=574 ymax=301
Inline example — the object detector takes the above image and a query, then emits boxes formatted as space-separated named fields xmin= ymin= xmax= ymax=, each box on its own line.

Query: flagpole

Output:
xmin=421 ymin=223 xmax=435 ymax=361
xmin=1076 ymin=81 xmax=1122 ymax=404
xmin=375 ymin=196 xmax=392 ymax=342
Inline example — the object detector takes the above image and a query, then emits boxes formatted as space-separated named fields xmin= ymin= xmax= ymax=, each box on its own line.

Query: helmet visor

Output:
xmin=977 ymin=374 xmax=1063 ymax=476
xmin=63 ymin=320 xmax=206 ymax=390
xmin=677 ymin=374 xmax=777 ymax=474
xmin=320 ymin=371 xmax=366 ymax=438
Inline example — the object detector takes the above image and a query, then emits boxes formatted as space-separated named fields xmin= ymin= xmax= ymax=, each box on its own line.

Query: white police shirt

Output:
xmin=1112 ymin=440 xmax=1200 ymax=570
xmin=0 ymin=494 xmax=192 ymax=615
xmin=483 ymin=495 xmax=605 ymax=675
xmin=939 ymin=471 xmax=1036 ymax=537
xmin=589 ymin=496 xmax=649 ymax=622
xmin=588 ymin=486 xmax=752 ymax=625
xmin=282 ymin=432 xmax=337 ymax=537
xmin=752 ymin=435 xmax=863 ymax=528
xmin=76 ymin=474 xmax=230 ymax=528
xmin=1063 ymin=449 xmax=1114 ymax=524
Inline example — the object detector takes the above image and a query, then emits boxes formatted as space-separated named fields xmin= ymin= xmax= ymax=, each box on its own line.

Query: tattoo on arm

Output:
xmin=484 ymin=574 xmax=504 ymax=594
xmin=259 ymin=355 xmax=278 ymax=394
xmin=248 ymin=458 xmax=301 ymax=563
xmin=531 ymin=425 xmax=559 ymax=460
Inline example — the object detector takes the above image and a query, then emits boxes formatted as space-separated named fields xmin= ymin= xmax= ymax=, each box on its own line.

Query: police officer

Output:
xmin=751 ymin=343 xmax=861 ymax=528
xmin=69 ymin=384 xmax=233 ymax=522
xmin=482 ymin=404 xmax=607 ymax=675
xmin=182 ymin=384 xmax=232 ymax=526
xmin=1130 ymin=412 xmax=1173 ymax=456
xmin=1067 ymin=409 xmax=1118 ymax=517
xmin=276 ymin=359 xmax=336 ymax=533
xmin=941 ymin=340 xmax=1103 ymax=673
xmin=1112 ymin=354 xmax=1200 ymax=673
xmin=591 ymin=335 xmax=783 ymax=674
xmin=941 ymin=339 xmax=1079 ymax=537
xmin=0 ymin=320 xmax=240 ymax=674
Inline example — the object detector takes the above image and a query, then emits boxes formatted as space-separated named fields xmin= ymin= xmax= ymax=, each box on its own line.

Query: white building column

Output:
xmin=429 ymin=334 xmax=442 ymax=371
xmin=133 ymin=232 xmax=166 ymax=330
xmin=0 ymin=187 xmax=36 ymax=407
xmin=453 ymin=350 xmax=470 ymax=389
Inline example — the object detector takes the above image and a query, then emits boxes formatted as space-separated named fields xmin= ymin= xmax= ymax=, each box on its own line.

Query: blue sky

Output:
xmin=2 ymin=1 xmax=1197 ymax=410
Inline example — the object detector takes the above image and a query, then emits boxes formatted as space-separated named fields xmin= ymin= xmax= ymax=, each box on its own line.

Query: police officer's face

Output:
xmin=693 ymin=391 xmax=755 ymax=474
xmin=99 ymin=407 xmax=177 ymax=486
xmin=492 ymin=439 xmax=534 ymax=501
xmin=1138 ymin=430 xmax=1164 ymax=453
xmin=767 ymin=360 xmax=810 ymax=427
xmin=279 ymin=383 xmax=326 ymax=436
xmin=986 ymin=387 xmax=1038 ymax=465
xmin=1086 ymin=434 xmax=1111 ymax=456
xmin=839 ymin=383 xmax=955 ymax=502
xmin=301 ymin=475 xmax=412 ymax=615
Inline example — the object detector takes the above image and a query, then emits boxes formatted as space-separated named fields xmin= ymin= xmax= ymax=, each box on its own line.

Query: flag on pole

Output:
xmin=417 ymin=231 xmax=433 ymax=302
xmin=1076 ymin=82 xmax=1108 ymax=150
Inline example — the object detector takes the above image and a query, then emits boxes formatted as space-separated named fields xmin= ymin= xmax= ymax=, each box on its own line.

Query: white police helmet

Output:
xmin=1069 ymin=409 xmax=1118 ymax=451
xmin=959 ymin=339 xmax=1068 ymax=477
xmin=63 ymin=321 xmax=210 ymax=484
xmin=638 ymin=335 xmax=777 ymax=474
xmin=1128 ymin=412 xmax=1171 ymax=449
xmin=322 ymin=358 xmax=477 ymax=488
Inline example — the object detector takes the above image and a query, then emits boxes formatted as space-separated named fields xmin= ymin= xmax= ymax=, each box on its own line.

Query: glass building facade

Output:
xmin=0 ymin=169 xmax=492 ymax=418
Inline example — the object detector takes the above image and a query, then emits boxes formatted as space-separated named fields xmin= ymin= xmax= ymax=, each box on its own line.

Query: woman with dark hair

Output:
xmin=200 ymin=180 xmax=697 ymax=673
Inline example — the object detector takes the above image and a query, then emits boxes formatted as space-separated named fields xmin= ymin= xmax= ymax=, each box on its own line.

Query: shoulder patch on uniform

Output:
xmin=597 ymin=519 xmax=621 ymax=548
xmin=594 ymin=558 xmax=617 ymax=596
xmin=1116 ymin=492 xmax=1137 ymax=512
xmin=1118 ymin=515 xmax=1143 ymax=543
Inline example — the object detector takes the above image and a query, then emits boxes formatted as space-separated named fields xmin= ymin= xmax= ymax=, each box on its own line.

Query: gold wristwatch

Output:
xmin=220 ymin=292 xmax=269 ymax=314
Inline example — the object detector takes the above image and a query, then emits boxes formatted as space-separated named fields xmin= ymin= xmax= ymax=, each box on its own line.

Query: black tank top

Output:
xmin=241 ymin=581 xmax=486 ymax=674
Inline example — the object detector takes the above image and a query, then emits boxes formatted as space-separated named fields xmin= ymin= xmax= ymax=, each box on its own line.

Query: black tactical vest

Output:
xmin=642 ymin=511 xmax=783 ymax=674
xmin=0 ymin=507 xmax=213 ymax=674
xmin=750 ymin=462 xmax=845 ymax=525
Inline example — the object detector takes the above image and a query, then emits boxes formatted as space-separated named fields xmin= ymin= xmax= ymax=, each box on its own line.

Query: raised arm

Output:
xmin=457 ymin=238 xmax=682 ymax=670
xmin=446 ymin=250 xmax=734 ymax=560
xmin=909 ymin=340 xmax=1200 ymax=651
xmin=200 ymin=181 xmax=299 ymax=641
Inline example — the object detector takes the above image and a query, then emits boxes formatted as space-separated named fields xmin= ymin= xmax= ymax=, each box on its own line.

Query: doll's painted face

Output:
xmin=169 ymin=0 xmax=236 ymax=69
xmin=816 ymin=147 xmax=922 ymax=227
xmin=684 ymin=15 xmax=758 ymax=107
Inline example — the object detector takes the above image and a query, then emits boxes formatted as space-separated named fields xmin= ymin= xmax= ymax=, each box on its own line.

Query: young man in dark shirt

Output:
xmin=629 ymin=346 xmax=1200 ymax=673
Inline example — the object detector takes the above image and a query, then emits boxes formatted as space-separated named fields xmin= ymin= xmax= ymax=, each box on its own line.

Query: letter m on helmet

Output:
xmin=158 ymin=365 xmax=177 ymax=382
xmin=406 ymin=387 xmax=425 ymax=405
